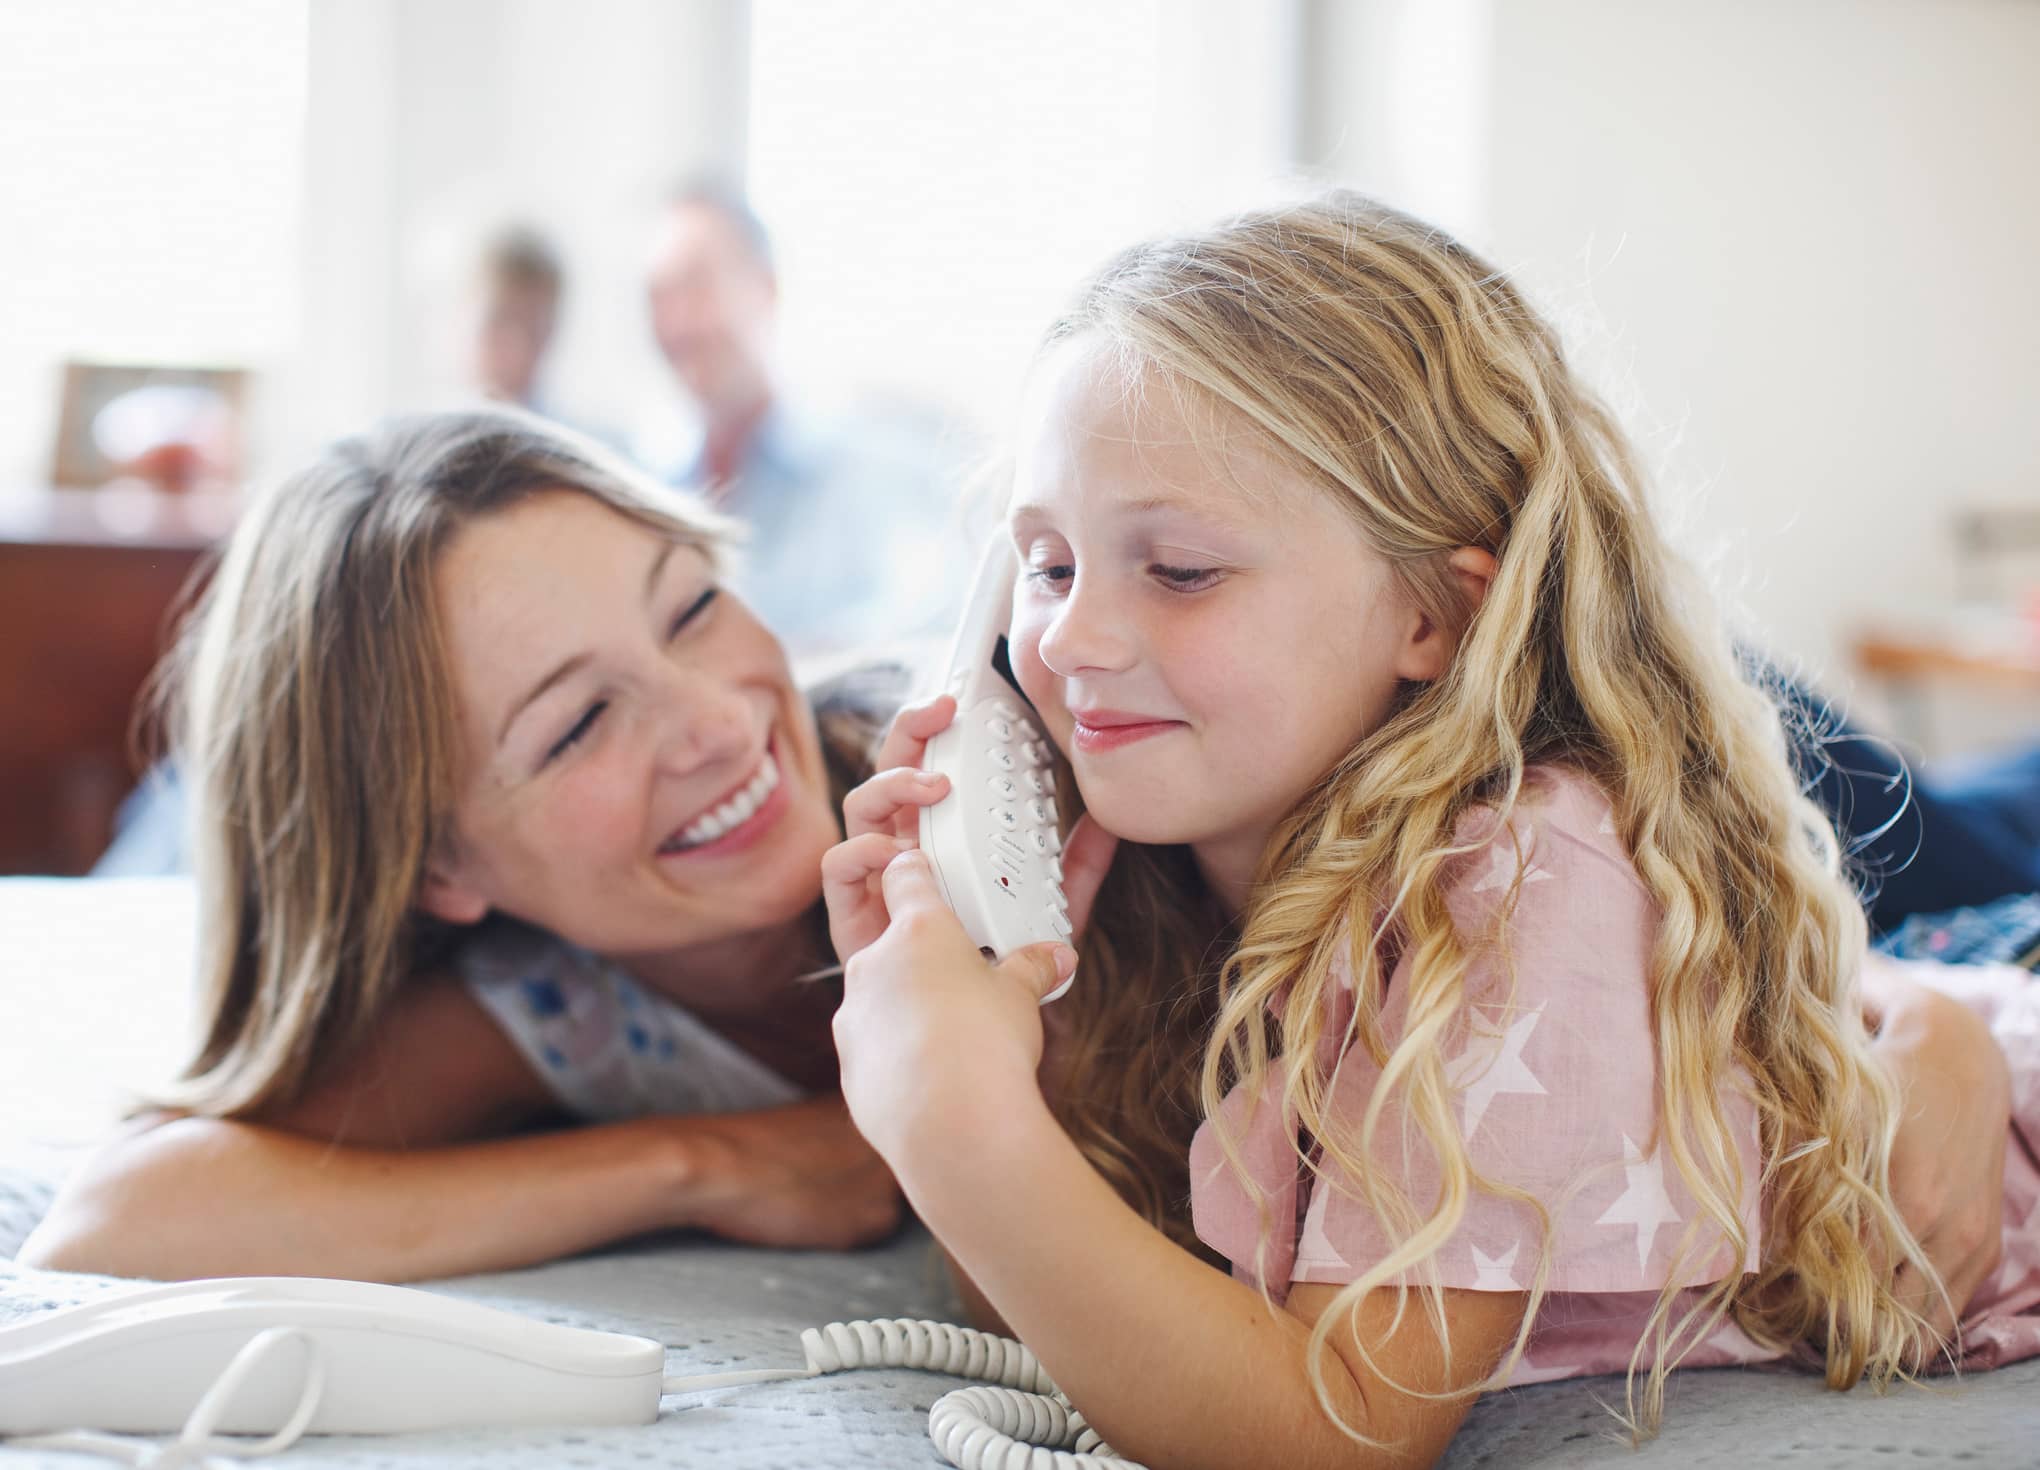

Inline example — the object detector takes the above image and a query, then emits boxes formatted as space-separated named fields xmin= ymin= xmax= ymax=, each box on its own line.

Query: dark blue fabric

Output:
xmin=1763 ymin=665 xmax=2040 ymax=933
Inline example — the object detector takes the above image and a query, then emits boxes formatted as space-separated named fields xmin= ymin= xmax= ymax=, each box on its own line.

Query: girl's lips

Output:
xmin=1070 ymin=717 xmax=1185 ymax=753
xmin=656 ymin=738 xmax=790 ymax=861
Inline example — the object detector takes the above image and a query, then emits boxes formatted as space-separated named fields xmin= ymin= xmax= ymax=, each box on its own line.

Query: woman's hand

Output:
xmin=674 ymin=1096 xmax=905 ymax=1250
xmin=1866 ymin=957 xmax=2011 ymax=1340
xmin=832 ymin=848 xmax=1075 ymax=1163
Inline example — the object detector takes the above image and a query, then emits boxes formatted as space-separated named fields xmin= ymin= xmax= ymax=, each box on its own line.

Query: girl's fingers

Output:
xmin=821 ymin=832 xmax=915 ymax=922
xmin=842 ymin=766 xmax=951 ymax=838
xmin=871 ymin=694 xmax=958 ymax=774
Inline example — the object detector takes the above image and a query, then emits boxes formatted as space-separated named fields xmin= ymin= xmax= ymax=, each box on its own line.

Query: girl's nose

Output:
xmin=1035 ymin=576 xmax=1136 ymax=677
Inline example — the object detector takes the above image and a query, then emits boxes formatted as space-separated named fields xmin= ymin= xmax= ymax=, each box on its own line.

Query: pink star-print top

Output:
xmin=1189 ymin=764 xmax=2040 ymax=1382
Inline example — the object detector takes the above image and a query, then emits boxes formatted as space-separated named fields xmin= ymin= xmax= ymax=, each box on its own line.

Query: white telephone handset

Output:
xmin=917 ymin=539 xmax=1076 ymax=1002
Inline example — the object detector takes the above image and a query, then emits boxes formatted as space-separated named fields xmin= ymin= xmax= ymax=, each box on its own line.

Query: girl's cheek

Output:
xmin=1006 ymin=621 xmax=1057 ymax=717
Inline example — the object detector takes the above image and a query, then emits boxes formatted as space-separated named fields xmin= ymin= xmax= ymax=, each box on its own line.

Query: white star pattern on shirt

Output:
xmin=1471 ymin=1240 xmax=1521 ymax=1290
xmin=1296 ymin=1197 xmax=1350 ymax=1272
xmin=1596 ymin=1134 xmax=1683 ymax=1275
xmin=1445 ymin=1003 xmax=1548 ymax=1139
xmin=1467 ymin=832 xmax=1557 ymax=895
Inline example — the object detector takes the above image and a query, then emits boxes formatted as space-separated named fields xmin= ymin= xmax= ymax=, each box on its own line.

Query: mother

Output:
xmin=21 ymin=409 xmax=927 ymax=1281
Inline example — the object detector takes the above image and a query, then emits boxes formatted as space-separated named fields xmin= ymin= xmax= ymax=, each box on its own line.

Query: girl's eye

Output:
xmin=545 ymin=701 xmax=608 ymax=765
xmin=1150 ymin=563 xmax=1222 ymax=593
xmin=1024 ymin=562 xmax=1075 ymax=591
xmin=669 ymin=585 xmax=719 ymax=639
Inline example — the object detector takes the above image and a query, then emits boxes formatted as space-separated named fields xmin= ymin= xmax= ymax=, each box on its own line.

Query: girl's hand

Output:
xmin=832 ymin=847 xmax=1076 ymax=1162
xmin=824 ymin=694 xmax=957 ymax=961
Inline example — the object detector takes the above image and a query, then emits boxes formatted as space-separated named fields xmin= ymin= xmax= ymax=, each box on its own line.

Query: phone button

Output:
xmin=1046 ymin=906 xmax=1073 ymax=938
xmin=986 ymin=716 xmax=1015 ymax=742
xmin=1019 ymin=740 xmax=1048 ymax=767
xmin=988 ymin=774 xmax=1021 ymax=801
xmin=993 ymin=806 xmax=1020 ymax=832
xmin=1029 ymin=827 xmax=1061 ymax=856
xmin=1025 ymin=798 xmax=1054 ymax=825
xmin=988 ymin=747 xmax=1017 ymax=772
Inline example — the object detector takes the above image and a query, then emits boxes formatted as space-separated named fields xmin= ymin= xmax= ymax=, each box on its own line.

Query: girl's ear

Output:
xmin=1394 ymin=546 xmax=1500 ymax=683
xmin=418 ymin=854 xmax=490 ymax=926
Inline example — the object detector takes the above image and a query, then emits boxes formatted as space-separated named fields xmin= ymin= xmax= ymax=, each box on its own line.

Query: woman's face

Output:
xmin=421 ymin=490 xmax=840 ymax=959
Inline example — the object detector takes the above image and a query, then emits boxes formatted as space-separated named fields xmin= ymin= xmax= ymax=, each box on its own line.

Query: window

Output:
xmin=0 ymin=0 xmax=307 ymax=482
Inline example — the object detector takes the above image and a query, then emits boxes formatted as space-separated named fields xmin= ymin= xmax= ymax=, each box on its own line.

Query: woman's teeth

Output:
xmin=668 ymin=752 xmax=780 ymax=851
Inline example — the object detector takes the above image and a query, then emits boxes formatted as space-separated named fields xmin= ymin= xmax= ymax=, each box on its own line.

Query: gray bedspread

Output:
xmin=3 ymin=1159 xmax=2036 ymax=1469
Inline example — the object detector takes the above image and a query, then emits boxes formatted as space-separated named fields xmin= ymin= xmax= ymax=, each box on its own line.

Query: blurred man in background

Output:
xmin=469 ymin=225 xmax=563 ymax=413
xmin=639 ymin=180 xmax=964 ymax=660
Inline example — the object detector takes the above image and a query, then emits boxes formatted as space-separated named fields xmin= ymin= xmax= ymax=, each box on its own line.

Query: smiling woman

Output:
xmin=17 ymin=409 xmax=909 ymax=1283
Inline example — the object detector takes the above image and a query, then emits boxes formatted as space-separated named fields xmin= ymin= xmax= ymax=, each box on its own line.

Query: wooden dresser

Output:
xmin=0 ymin=488 xmax=232 ymax=874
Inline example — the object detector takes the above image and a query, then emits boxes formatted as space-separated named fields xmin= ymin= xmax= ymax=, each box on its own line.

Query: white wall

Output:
xmin=1309 ymin=0 xmax=2040 ymax=745
xmin=747 ymin=0 xmax=1306 ymax=437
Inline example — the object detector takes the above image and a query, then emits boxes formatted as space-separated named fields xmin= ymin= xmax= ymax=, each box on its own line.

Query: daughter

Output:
xmin=822 ymin=193 xmax=2038 ymax=1468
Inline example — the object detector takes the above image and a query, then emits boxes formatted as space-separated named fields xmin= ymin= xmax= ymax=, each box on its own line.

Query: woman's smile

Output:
xmin=656 ymin=733 xmax=793 ymax=860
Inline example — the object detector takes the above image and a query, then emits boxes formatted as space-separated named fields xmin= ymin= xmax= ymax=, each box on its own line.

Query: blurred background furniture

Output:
xmin=1851 ymin=506 xmax=2040 ymax=758
xmin=0 ymin=487 xmax=229 ymax=875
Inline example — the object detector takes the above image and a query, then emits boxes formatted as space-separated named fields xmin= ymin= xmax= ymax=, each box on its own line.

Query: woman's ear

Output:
xmin=418 ymin=856 xmax=490 ymax=926
xmin=1394 ymin=546 xmax=1500 ymax=683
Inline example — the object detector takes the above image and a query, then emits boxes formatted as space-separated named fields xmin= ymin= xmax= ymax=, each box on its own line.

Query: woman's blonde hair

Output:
xmin=156 ymin=409 xmax=737 ymax=1119
xmin=1041 ymin=192 xmax=1932 ymax=1439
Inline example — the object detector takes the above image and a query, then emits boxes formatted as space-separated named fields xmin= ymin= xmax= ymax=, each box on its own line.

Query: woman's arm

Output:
xmin=1862 ymin=954 xmax=2011 ymax=1335
xmin=20 ymin=978 xmax=899 ymax=1281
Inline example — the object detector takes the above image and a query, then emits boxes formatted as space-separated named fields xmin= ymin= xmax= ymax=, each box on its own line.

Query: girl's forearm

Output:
xmin=897 ymin=1097 xmax=1398 ymax=1470
xmin=18 ymin=1113 xmax=700 ymax=1283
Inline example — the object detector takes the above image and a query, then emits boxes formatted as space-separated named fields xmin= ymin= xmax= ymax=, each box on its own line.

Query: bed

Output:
xmin=3 ymin=878 xmax=2035 ymax=1468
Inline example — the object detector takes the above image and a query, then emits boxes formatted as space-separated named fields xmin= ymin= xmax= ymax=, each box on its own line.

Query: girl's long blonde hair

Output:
xmin=1040 ymin=192 xmax=1931 ymax=1438
xmin=155 ymin=410 xmax=737 ymax=1119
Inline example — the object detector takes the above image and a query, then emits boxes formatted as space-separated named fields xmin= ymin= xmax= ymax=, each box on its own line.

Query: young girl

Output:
xmin=821 ymin=193 xmax=2038 ymax=1468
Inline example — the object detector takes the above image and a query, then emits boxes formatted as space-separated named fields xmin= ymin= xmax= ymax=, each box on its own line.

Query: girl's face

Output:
xmin=421 ymin=490 xmax=840 ymax=958
xmin=1007 ymin=341 xmax=1444 ymax=902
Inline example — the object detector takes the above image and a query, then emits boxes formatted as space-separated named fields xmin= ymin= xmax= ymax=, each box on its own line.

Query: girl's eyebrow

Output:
xmin=1010 ymin=489 xmax=1247 ymax=530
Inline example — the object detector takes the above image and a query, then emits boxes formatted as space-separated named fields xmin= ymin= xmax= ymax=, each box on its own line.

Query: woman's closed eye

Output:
xmin=668 ymin=584 xmax=719 ymax=639
xmin=539 ymin=587 xmax=717 ymax=769
xmin=546 ymin=701 xmax=607 ymax=764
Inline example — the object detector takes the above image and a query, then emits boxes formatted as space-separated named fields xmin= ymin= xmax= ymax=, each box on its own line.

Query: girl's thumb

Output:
xmin=1008 ymin=941 xmax=1079 ymax=1004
